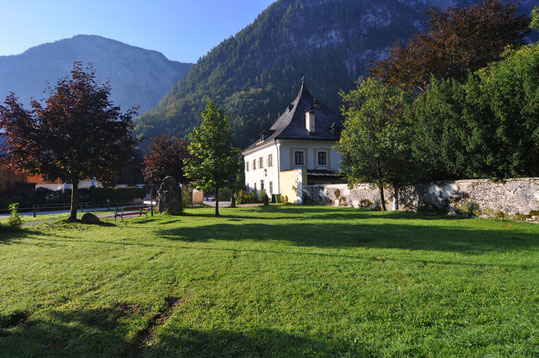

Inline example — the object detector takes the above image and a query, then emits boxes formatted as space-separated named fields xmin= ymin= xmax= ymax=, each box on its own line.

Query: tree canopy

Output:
xmin=408 ymin=41 xmax=539 ymax=179
xmin=143 ymin=134 xmax=191 ymax=186
xmin=338 ymin=78 xmax=413 ymax=211
xmin=0 ymin=62 xmax=137 ymax=220
xmin=369 ymin=0 xmax=531 ymax=90
xmin=185 ymin=101 xmax=241 ymax=216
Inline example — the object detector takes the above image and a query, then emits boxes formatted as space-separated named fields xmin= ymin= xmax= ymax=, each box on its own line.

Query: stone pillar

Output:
xmin=157 ymin=176 xmax=183 ymax=215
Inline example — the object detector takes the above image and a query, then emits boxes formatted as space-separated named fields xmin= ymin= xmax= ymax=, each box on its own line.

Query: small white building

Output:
xmin=242 ymin=79 xmax=345 ymax=202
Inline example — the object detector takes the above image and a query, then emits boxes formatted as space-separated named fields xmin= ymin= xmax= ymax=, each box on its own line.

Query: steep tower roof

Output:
xmin=243 ymin=79 xmax=343 ymax=154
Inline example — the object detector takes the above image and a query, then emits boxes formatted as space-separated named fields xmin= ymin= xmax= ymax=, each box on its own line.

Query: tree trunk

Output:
xmin=69 ymin=178 xmax=79 ymax=221
xmin=379 ymin=181 xmax=386 ymax=212
xmin=215 ymin=187 xmax=220 ymax=217
xmin=393 ymin=185 xmax=399 ymax=211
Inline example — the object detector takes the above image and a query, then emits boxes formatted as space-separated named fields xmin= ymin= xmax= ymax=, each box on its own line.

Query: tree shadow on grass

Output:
xmin=264 ymin=205 xmax=473 ymax=221
xmin=0 ymin=306 xmax=133 ymax=357
xmin=0 ymin=227 xmax=43 ymax=245
xmin=188 ymin=205 xmax=471 ymax=222
xmin=0 ymin=308 xmax=372 ymax=358
xmin=156 ymin=222 xmax=538 ymax=254
xmin=147 ymin=327 xmax=374 ymax=358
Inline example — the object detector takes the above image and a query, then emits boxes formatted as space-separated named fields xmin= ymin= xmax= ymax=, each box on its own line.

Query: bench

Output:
xmin=114 ymin=205 xmax=150 ymax=221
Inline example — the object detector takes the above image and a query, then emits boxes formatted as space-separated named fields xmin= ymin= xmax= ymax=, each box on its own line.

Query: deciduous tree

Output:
xmin=0 ymin=62 xmax=137 ymax=221
xmin=408 ymin=41 xmax=539 ymax=179
xmin=143 ymin=134 xmax=191 ymax=185
xmin=369 ymin=0 xmax=531 ymax=90
xmin=185 ymin=101 xmax=241 ymax=216
xmin=338 ymin=79 xmax=414 ymax=211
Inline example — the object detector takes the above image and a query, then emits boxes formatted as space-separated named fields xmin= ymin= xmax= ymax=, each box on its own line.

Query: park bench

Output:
xmin=114 ymin=205 xmax=150 ymax=221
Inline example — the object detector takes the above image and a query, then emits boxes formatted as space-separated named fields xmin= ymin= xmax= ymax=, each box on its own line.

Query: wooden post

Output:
xmin=150 ymin=186 xmax=154 ymax=217
xmin=33 ymin=205 xmax=37 ymax=217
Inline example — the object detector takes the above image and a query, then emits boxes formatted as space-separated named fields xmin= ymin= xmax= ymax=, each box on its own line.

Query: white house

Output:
xmin=242 ymin=79 xmax=345 ymax=202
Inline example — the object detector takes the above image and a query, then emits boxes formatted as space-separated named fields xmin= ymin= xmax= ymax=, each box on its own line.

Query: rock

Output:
xmin=81 ymin=213 xmax=101 ymax=224
xmin=157 ymin=176 xmax=183 ymax=215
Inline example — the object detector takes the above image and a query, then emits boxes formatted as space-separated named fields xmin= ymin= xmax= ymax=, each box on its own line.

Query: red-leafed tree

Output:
xmin=369 ymin=0 xmax=531 ymax=90
xmin=0 ymin=62 xmax=137 ymax=221
xmin=142 ymin=134 xmax=191 ymax=185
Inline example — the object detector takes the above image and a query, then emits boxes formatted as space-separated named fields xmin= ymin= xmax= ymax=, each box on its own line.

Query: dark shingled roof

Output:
xmin=243 ymin=80 xmax=343 ymax=154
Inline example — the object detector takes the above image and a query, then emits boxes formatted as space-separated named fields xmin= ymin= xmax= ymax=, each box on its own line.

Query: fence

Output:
xmin=0 ymin=200 xmax=148 ymax=216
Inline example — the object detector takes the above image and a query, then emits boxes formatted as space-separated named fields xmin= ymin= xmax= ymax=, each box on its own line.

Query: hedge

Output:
xmin=0 ymin=184 xmax=148 ymax=210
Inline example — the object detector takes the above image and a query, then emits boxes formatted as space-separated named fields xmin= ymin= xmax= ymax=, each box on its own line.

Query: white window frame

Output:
xmin=317 ymin=150 xmax=328 ymax=166
xmin=294 ymin=150 xmax=305 ymax=166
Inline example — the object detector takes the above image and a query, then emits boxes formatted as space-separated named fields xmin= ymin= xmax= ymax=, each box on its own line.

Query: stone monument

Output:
xmin=81 ymin=213 xmax=101 ymax=224
xmin=157 ymin=176 xmax=183 ymax=215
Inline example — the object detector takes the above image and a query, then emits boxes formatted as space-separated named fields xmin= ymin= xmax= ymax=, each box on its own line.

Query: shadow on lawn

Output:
xmin=147 ymin=327 xmax=374 ymax=358
xmin=190 ymin=205 xmax=470 ymax=222
xmin=0 ymin=308 xmax=372 ymax=358
xmin=157 ymin=221 xmax=538 ymax=254
xmin=0 ymin=307 xmax=132 ymax=357
xmin=0 ymin=227 xmax=42 ymax=245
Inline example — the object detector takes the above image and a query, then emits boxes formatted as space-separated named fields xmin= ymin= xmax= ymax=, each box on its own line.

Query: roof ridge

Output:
xmin=242 ymin=79 xmax=342 ymax=155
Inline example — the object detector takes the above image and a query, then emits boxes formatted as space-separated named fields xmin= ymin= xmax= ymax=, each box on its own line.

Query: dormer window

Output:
xmin=260 ymin=130 xmax=274 ymax=142
xmin=330 ymin=121 xmax=343 ymax=137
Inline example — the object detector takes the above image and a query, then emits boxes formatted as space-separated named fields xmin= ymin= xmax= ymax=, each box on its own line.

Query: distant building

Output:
xmin=0 ymin=166 xmax=26 ymax=191
xmin=1 ymin=145 xmax=145 ymax=191
xmin=242 ymin=79 xmax=345 ymax=202
xmin=115 ymin=149 xmax=146 ymax=187
xmin=0 ymin=136 xmax=27 ymax=190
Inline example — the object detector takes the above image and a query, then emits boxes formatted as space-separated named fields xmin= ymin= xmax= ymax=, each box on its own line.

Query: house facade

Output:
xmin=242 ymin=79 xmax=345 ymax=199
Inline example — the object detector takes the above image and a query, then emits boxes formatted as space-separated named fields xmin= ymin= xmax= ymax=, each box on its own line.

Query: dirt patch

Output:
xmin=0 ymin=311 xmax=29 ymax=336
xmin=1 ymin=311 xmax=28 ymax=329
xmin=116 ymin=303 xmax=143 ymax=315
xmin=120 ymin=297 xmax=184 ymax=357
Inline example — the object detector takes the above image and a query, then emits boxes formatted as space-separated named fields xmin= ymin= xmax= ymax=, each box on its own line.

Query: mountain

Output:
xmin=134 ymin=0 xmax=535 ymax=148
xmin=0 ymin=35 xmax=194 ymax=114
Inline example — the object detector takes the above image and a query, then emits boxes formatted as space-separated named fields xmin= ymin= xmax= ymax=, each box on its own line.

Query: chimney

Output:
xmin=305 ymin=107 xmax=315 ymax=133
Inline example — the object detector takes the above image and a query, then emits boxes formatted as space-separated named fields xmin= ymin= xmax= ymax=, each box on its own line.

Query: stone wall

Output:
xmin=303 ymin=178 xmax=539 ymax=219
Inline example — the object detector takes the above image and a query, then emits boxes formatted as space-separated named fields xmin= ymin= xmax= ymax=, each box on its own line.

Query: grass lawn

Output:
xmin=0 ymin=205 xmax=537 ymax=357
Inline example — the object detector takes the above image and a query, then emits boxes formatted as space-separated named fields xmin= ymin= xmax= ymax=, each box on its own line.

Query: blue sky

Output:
xmin=0 ymin=0 xmax=275 ymax=63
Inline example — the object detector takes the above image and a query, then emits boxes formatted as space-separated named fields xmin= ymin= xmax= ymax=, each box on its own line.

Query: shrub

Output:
xmin=236 ymin=190 xmax=257 ymax=204
xmin=181 ymin=186 xmax=191 ymax=207
xmin=218 ymin=187 xmax=233 ymax=201
xmin=8 ymin=203 xmax=22 ymax=228
xmin=0 ymin=186 xmax=148 ymax=211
